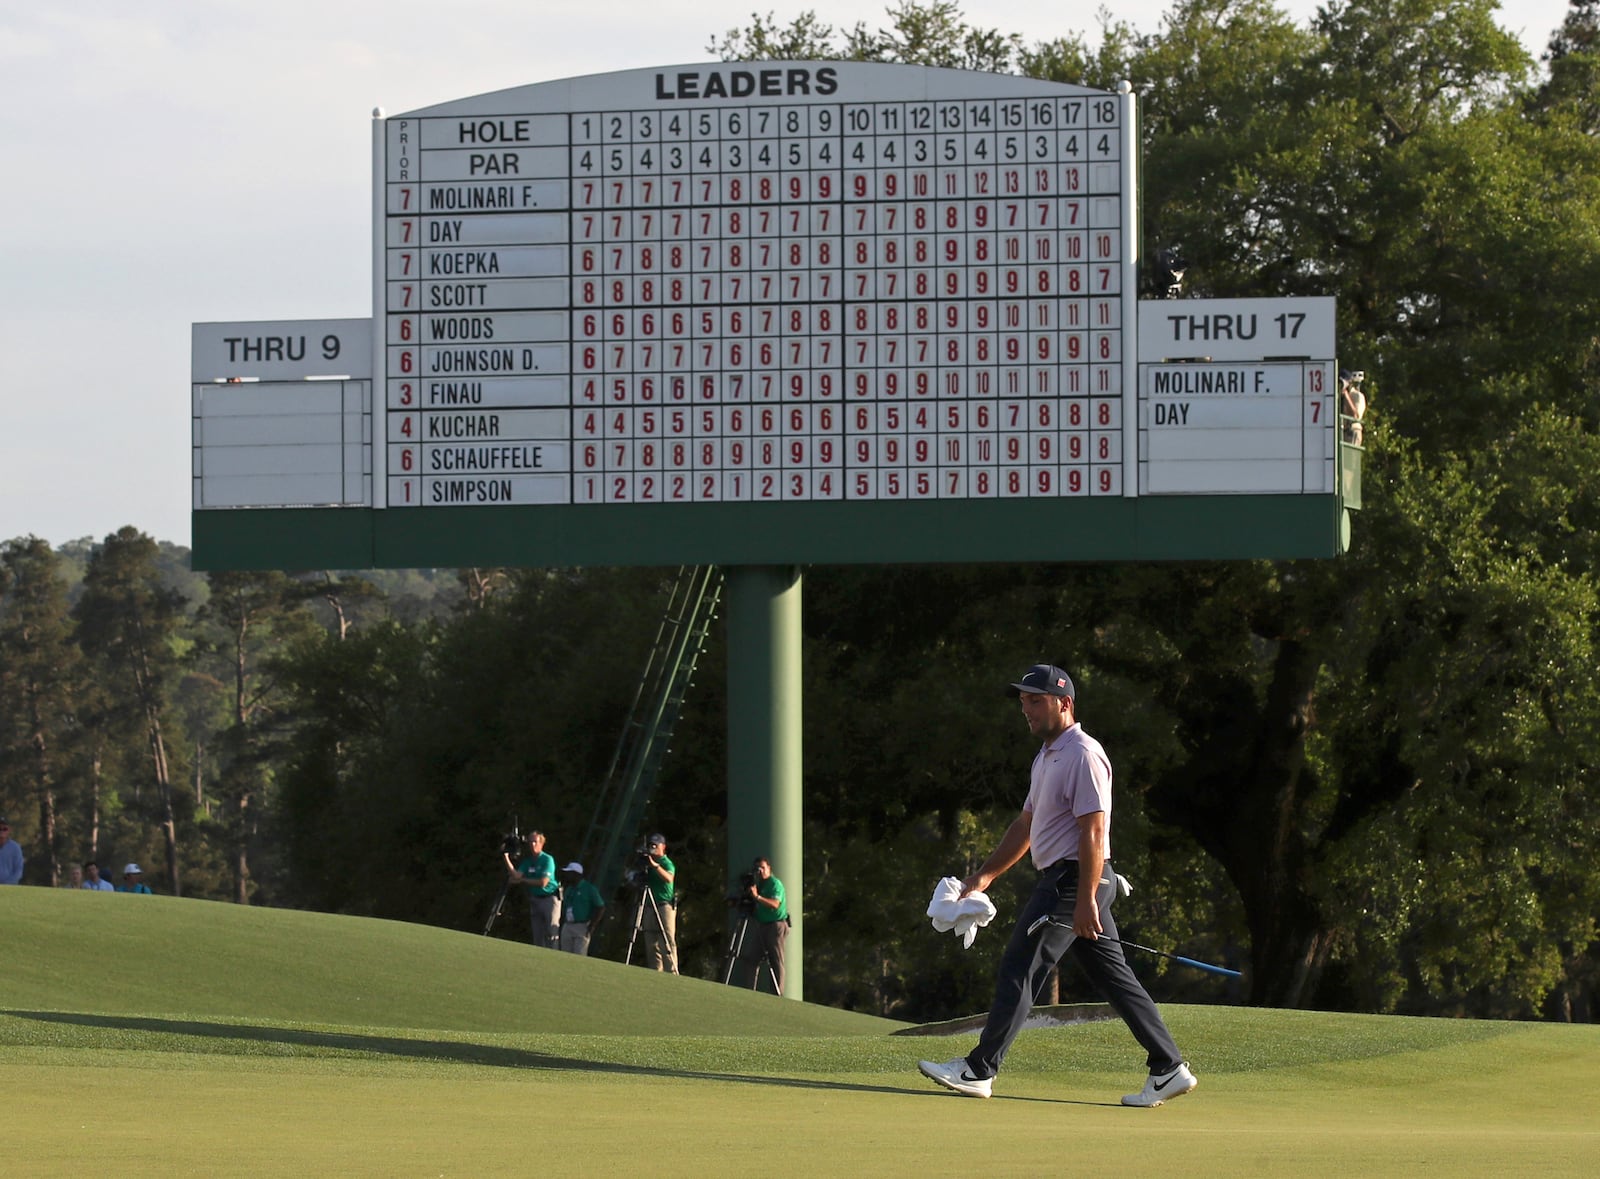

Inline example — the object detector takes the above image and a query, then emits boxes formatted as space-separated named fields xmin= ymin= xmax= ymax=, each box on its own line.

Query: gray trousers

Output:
xmin=527 ymin=893 xmax=559 ymax=948
xmin=736 ymin=917 xmax=787 ymax=995
xmin=967 ymin=860 xmax=1182 ymax=1079
xmin=759 ymin=919 xmax=787 ymax=996
xmin=559 ymin=920 xmax=593 ymax=955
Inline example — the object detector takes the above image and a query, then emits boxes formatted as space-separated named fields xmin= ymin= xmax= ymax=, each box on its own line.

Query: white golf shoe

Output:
xmin=1121 ymin=1062 xmax=1197 ymax=1107
xmin=918 ymin=1057 xmax=993 ymax=1098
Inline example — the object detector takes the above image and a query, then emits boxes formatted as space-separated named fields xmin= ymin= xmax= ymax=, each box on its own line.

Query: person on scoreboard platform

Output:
xmin=1340 ymin=370 xmax=1367 ymax=446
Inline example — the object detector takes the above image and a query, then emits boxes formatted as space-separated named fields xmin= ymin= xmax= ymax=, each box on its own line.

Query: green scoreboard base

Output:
xmin=191 ymin=494 xmax=1349 ymax=570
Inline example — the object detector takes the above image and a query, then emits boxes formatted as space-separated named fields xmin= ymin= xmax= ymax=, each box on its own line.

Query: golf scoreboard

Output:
xmin=191 ymin=62 xmax=1353 ymax=569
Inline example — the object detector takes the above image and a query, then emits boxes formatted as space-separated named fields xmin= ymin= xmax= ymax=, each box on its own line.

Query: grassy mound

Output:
xmin=1 ymin=887 xmax=898 ymax=1036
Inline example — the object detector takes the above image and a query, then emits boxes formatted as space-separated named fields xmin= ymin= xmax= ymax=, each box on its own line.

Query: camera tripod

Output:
xmin=624 ymin=885 xmax=679 ymax=974
xmin=483 ymin=848 xmax=523 ymax=937
xmin=721 ymin=905 xmax=781 ymax=995
xmin=482 ymin=878 xmax=514 ymax=936
xmin=484 ymin=824 xmax=523 ymax=937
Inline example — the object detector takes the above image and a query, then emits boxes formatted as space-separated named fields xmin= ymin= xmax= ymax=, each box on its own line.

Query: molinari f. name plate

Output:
xmin=1138 ymin=360 xmax=1337 ymax=495
xmin=379 ymin=62 xmax=1138 ymax=509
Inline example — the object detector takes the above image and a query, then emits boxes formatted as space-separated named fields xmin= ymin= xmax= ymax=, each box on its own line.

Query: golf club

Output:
xmin=1026 ymin=914 xmax=1242 ymax=979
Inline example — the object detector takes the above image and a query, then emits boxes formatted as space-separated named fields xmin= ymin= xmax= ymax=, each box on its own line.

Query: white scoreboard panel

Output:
xmin=191 ymin=319 xmax=372 ymax=511
xmin=1134 ymin=297 xmax=1338 ymax=496
xmin=380 ymin=63 xmax=1137 ymax=510
xmin=1138 ymin=360 xmax=1336 ymax=495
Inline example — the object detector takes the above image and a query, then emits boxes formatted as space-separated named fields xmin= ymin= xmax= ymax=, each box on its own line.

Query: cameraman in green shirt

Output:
xmin=641 ymin=834 xmax=678 ymax=973
xmin=748 ymin=856 xmax=790 ymax=996
xmin=511 ymin=831 xmax=560 ymax=948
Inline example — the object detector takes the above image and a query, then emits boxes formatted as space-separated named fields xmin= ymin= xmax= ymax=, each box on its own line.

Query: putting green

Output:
xmin=3 ymin=890 xmax=1595 ymax=1176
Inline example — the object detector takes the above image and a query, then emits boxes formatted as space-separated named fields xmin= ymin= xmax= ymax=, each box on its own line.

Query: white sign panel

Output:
xmin=192 ymin=318 xmax=373 ymax=509
xmin=192 ymin=318 xmax=372 ymax=382
xmin=192 ymin=380 xmax=370 ymax=509
xmin=1137 ymin=297 xmax=1335 ymax=363
xmin=1138 ymin=360 xmax=1336 ymax=495
xmin=380 ymin=62 xmax=1139 ymax=508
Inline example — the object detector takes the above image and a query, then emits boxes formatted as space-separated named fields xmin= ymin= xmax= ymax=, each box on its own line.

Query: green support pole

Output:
xmin=725 ymin=564 xmax=803 ymax=1000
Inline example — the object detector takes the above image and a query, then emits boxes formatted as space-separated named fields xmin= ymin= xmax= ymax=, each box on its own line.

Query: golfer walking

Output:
xmin=918 ymin=664 xmax=1197 ymax=1106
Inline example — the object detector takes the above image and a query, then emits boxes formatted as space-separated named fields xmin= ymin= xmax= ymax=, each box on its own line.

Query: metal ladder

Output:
xmin=580 ymin=565 xmax=723 ymax=896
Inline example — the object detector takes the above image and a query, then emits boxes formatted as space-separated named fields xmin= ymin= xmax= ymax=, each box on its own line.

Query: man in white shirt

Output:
xmin=82 ymin=861 xmax=115 ymax=891
xmin=919 ymin=664 xmax=1197 ymax=1107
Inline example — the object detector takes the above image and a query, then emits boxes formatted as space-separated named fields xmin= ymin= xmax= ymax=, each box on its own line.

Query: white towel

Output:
xmin=927 ymin=876 xmax=998 ymax=949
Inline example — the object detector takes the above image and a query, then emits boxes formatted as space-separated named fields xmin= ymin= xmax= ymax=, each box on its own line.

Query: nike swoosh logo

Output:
xmin=961 ymin=1071 xmax=984 ymax=1083
xmin=1153 ymin=1074 xmax=1181 ymax=1092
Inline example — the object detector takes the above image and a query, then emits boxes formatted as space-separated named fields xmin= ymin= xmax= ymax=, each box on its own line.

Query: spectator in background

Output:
xmin=81 ymin=861 xmax=115 ymax=891
xmin=62 ymin=863 xmax=85 ymax=889
xmin=0 ymin=818 xmax=22 ymax=885
xmin=117 ymin=864 xmax=154 ymax=894
xmin=557 ymin=862 xmax=606 ymax=955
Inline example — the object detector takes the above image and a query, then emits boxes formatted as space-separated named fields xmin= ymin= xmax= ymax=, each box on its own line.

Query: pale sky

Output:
xmin=0 ymin=0 xmax=1572 ymax=547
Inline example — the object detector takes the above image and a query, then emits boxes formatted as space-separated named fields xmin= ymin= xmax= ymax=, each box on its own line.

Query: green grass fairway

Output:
xmin=4 ymin=889 xmax=1596 ymax=1177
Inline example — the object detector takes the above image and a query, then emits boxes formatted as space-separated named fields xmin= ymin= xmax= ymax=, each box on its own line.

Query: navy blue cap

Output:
xmin=1007 ymin=664 xmax=1075 ymax=698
